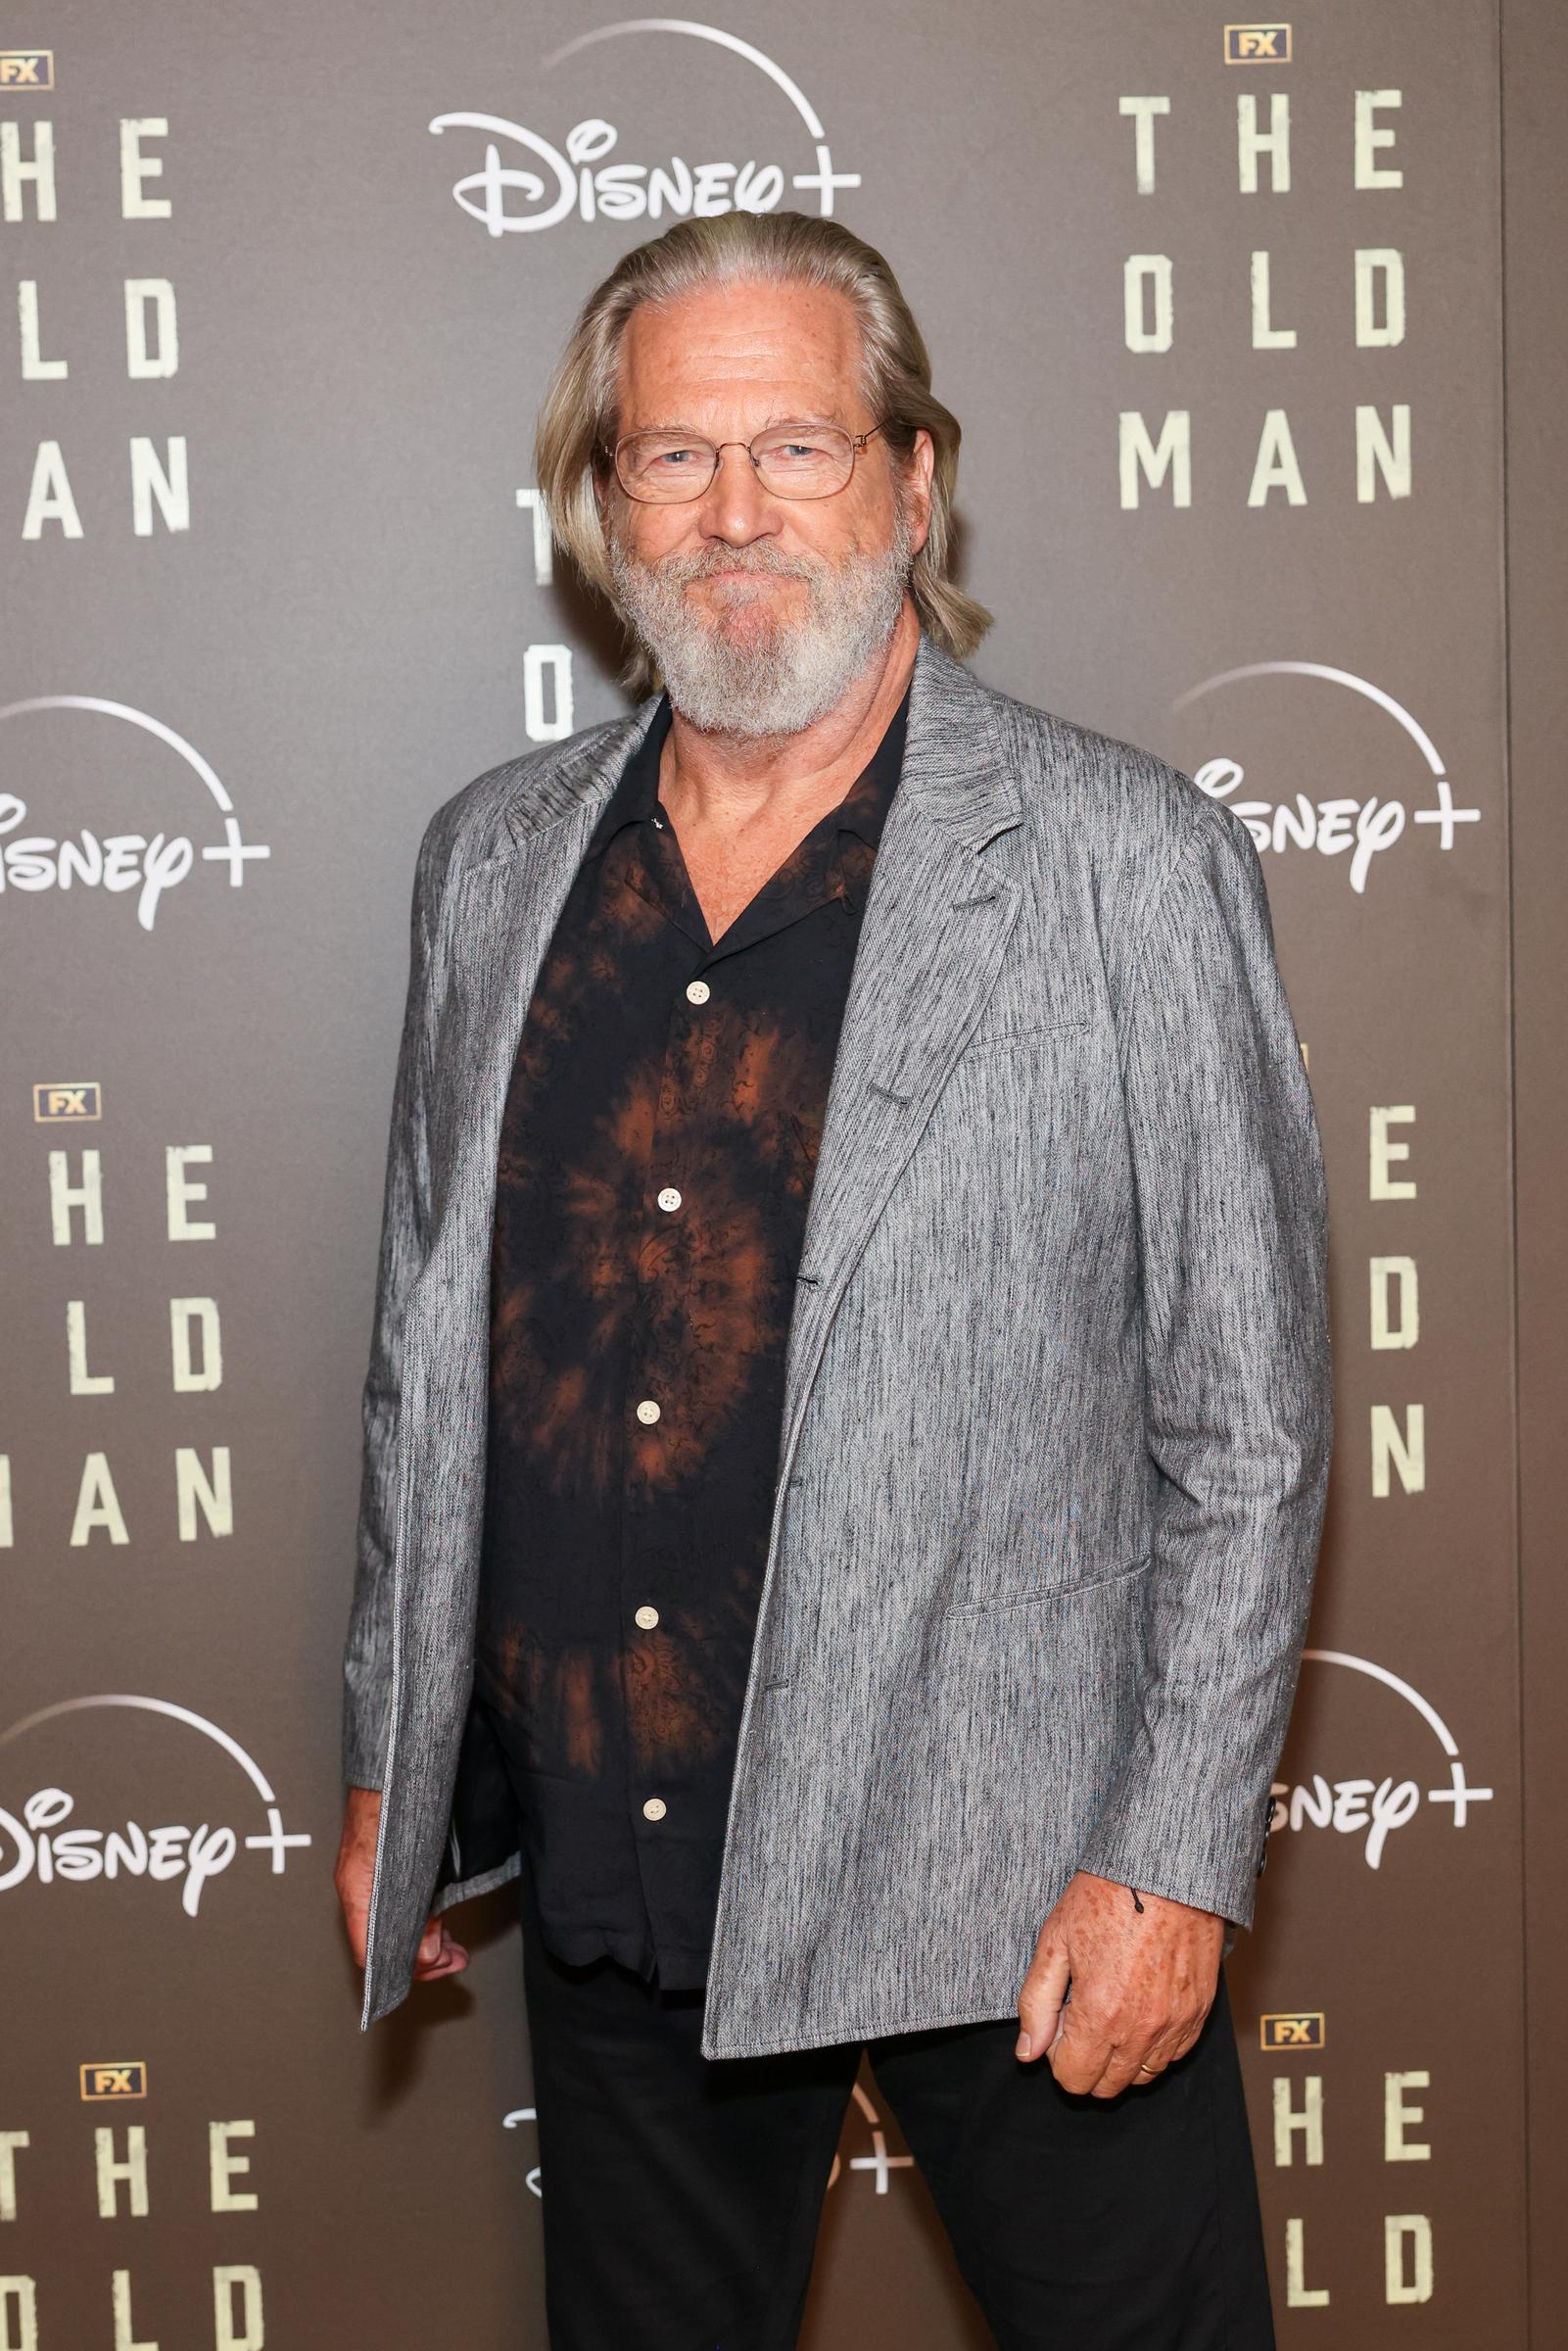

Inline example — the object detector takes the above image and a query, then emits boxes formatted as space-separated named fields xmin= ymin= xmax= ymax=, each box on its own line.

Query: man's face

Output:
xmin=600 ymin=278 xmax=933 ymax=737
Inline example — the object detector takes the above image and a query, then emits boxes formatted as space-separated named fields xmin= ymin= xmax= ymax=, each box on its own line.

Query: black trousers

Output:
xmin=516 ymin=1846 xmax=1276 ymax=2351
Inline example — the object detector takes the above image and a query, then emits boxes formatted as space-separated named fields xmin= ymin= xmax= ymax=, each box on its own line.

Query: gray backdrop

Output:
xmin=1 ymin=3 xmax=1553 ymax=2344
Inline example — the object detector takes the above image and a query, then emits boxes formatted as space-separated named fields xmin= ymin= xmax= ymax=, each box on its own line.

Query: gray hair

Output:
xmin=534 ymin=210 xmax=992 ymax=696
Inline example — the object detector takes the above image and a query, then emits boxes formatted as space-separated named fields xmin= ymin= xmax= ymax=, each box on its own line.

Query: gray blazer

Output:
xmin=342 ymin=631 xmax=1333 ymax=2059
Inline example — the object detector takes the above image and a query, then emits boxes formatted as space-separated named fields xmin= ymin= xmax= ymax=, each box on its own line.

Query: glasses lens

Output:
xmin=616 ymin=432 xmax=717 ymax=502
xmin=752 ymin=424 xmax=854 ymax=498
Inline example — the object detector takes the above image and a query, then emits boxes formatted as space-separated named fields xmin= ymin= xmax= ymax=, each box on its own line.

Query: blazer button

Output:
xmin=642 ymin=1796 xmax=667 ymax=1821
xmin=636 ymin=1399 xmax=661 ymax=1423
xmin=635 ymin=1605 xmax=659 ymax=1629
xmin=686 ymin=979 xmax=710 ymax=1004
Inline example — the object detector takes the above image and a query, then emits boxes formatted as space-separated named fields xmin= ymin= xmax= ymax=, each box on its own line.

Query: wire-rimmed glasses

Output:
xmin=611 ymin=419 xmax=889 ymax=504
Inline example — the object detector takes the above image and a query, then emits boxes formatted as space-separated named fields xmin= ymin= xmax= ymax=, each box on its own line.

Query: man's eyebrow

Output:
xmin=620 ymin=411 xmax=848 ymax=436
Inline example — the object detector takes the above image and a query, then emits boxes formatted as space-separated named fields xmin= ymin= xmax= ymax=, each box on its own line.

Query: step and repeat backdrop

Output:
xmin=0 ymin=3 xmax=1530 ymax=2345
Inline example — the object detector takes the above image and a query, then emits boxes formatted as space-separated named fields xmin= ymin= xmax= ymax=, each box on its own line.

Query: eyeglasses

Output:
xmin=611 ymin=419 xmax=889 ymax=504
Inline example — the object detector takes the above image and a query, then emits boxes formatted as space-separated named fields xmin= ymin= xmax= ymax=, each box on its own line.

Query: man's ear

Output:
xmin=906 ymin=428 xmax=936 ymax=557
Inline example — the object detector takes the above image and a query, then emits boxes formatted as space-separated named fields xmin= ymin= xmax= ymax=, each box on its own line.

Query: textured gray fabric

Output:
xmin=341 ymin=632 xmax=1333 ymax=2056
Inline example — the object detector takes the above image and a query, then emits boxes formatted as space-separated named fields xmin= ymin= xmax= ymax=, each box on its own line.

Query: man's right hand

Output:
xmin=334 ymin=1785 xmax=470 ymax=1984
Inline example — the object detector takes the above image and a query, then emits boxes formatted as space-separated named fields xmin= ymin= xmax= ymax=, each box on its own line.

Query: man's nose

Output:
xmin=693 ymin=444 xmax=780 ymax=543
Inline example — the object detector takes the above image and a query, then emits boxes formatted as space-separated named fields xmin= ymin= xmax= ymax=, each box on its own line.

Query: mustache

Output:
xmin=621 ymin=540 xmax=824 ymax=588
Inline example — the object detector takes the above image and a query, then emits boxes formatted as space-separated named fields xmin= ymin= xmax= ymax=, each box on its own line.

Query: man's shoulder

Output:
xmin=985 ymin=678 xmax=1226 ymax=850
xmin=412 ymin=710 xmax=645 ymax=895
xmin=959 ymin=672 xmax=1259 ymax=936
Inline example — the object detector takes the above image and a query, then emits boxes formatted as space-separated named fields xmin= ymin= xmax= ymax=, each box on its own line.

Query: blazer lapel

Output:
xmin=775 ymin=637 xmax=1025 ymax=1482
xmin=420 ymin=707 xmax=658 ymax=1300
xmin=420 ymin=635 xmax=1025 ymax=1491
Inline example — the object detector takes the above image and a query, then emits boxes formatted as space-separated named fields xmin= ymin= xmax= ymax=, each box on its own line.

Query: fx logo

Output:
xmin=0 ymin=50 xmax=52 ymax=88
xmin=80 ymin=2061 xmax=147 ymax=2101
xmin=33 ymin=1080 xmax=102 ymax=1123
xmin=1224 ymin=24 xmax=1292 ymax=63
xmin=1259 ymin=2012 xmax=1325 ymax=2052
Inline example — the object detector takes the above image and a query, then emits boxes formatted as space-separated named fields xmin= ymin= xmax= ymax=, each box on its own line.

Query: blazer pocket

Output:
xmin=937 ymin=1550 xmax=1152 ymax=1619
xmin=959 ymin=1016 xmax=1093 ymax=1060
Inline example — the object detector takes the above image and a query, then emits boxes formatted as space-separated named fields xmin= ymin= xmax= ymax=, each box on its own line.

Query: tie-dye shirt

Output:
xmin=474 ymin=679 xmax=911 ymax=1987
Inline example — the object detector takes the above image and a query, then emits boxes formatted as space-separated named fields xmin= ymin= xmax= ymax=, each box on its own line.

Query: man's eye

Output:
xmin=776 ymin=441 xmax=827 ymax=460
xmin=651 ymin=446 xmax=700 ymax=466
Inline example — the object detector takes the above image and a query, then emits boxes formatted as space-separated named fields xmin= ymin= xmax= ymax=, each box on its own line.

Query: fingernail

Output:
xmin=1016 ymin=2032 xmax=1031 ymax=2059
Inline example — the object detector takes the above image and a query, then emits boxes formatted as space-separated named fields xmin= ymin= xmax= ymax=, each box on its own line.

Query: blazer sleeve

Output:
xmin=1074 ymin=798 xmax=1333 ymax=1927
xmin=340 ymin=816 xmax=446 ymax=1792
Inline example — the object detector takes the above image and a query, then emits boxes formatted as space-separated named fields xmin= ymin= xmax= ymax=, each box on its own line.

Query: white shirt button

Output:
xmin=642 ymin=1796 xmax=667 ymax=1821
xmin=657 ymin=1185 xmax=682 ymax=1212
xmin=635 ymin=1604 xmax=659 ymax=1629
xmin=686 ymin=979 xmax=710 ymax=1004
xmin=635 ymin=1398 xmax=661 ymax=1424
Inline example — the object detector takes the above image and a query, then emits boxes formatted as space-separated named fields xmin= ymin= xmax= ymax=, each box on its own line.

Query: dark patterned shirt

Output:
xmin=473 ymin=679 xmax=910 ymax=1989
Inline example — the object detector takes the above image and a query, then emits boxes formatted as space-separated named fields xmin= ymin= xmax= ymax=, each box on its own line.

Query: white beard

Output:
xmin=606 ymin=502 xmax=913 ymax=740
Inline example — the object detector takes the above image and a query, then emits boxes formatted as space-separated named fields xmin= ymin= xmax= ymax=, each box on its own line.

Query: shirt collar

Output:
xmin=584 ymin=674 xmax=911 ymax=866
xmin=832 ymin=674 xmax=909 ymax=853
xmin=583 ymin=692 xmax=673 ymax=861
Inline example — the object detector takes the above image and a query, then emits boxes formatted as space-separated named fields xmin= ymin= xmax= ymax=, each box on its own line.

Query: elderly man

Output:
xmin=335 ymin=210 xmax=1332 ymax=2349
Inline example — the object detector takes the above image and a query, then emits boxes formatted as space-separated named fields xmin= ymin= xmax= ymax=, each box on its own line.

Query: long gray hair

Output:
xmin=534 ymin=210 xmax=992 ymax=696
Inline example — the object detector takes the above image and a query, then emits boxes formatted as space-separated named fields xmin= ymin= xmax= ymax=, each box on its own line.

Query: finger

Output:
xmin=1100 ymin=2015 xmax=1188 ymax=2098
xmin=1017 ymin=1943 xmax=1071 ymax=2062
xmin=413 ymin=1944 xmax=467 ymax=1981
xmin=1162 ymin=2004 xmax=1213 ymax=2069
xmin=1046 ymin=1999 xmax=1117 ymax=2097
xmin=336 ymin=1894 xmax=368 ymax=1968
xmin=413 ymin=1920 xmax=471 ymax=1979
xmin=414 ymin=1946 xmax=468 ymax=1981
xmin=1097 ymin=2037 xmax=1160 ymax=2097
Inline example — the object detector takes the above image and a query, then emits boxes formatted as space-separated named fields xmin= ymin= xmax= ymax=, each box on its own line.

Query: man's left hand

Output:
xmin=1015 ymin=1870 xmax=1224 ymax=2096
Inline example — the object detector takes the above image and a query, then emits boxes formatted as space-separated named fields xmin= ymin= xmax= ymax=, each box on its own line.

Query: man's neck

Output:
xmin=657 ymin=598 xmax=920 ymax=837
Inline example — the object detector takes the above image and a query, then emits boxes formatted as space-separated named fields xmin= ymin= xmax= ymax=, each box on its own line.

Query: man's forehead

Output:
xmin=620 ymin=280 xmax=865 ymax=397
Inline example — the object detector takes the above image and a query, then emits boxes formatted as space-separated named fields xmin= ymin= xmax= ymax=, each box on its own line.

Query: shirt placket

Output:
xmin=622 ymin=943 xmax=712 ymax=1858
xmin=617 ymin=792 xmax=742 ymax=1924
xmin=619 ymin=819 xmax=836 ymax=1910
